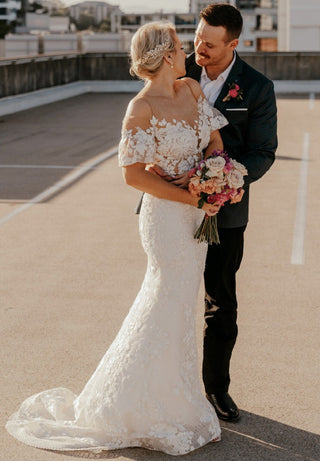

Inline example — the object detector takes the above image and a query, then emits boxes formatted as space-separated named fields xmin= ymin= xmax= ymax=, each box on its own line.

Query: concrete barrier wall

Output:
xmin=0 ymin=52 xmax=320 ymax=98
xmin=243 ymin=52 xmax=320 ymax=80
xmin=5 ymin=35 xmax=39 ymax=57
xmin=0 ymin=53 xmax=81 ymax=97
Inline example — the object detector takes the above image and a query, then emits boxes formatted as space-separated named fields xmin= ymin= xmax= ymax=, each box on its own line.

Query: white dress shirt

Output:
xmin=200 ymin=52 xmax=236 ymax=106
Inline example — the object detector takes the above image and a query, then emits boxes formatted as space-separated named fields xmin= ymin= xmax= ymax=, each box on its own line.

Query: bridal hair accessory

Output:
xmin=140 ymin=42 xmax=170 ymax=65
xmin=188 ymin=150 xmax=247 ymax=244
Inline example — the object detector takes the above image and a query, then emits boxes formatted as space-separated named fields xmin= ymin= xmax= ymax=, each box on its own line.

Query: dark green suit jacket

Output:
xmin=186 ymin=52 xmax=277 ymax=228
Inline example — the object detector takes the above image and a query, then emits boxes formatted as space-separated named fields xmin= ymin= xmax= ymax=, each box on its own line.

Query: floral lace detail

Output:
xmin=6 ymin=96 xmax=224 ymax=456
xmin=118 ymin=96 xmax=228 ymax=176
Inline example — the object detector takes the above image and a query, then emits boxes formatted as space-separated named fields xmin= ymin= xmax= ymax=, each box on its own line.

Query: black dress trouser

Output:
xmin=203 ymin=225 xmax=246 ymax=394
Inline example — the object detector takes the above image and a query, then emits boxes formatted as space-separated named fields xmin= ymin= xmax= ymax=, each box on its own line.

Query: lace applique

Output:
xmin=118 ymin=96 xmax=228 ymax=176
xmin=118 ymin=125 xmax=156 ymax=167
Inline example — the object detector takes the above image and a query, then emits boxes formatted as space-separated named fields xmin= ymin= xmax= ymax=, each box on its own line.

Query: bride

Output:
xmin=6 ymin=22 xmax=229 ymax=456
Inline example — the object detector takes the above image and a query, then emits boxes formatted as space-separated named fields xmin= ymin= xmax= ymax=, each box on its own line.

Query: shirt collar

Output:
xmin=201 ymin=52 xmax=236 ymax=83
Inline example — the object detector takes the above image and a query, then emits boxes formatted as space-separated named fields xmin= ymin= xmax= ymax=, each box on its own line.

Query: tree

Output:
xmin=0 ymin=21 xmax=14 ymax=39
xmin=74 ymin=13 xmax=97 ymax=31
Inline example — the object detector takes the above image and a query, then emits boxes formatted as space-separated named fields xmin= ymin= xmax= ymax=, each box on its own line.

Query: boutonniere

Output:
xmin=222 ymin=83 xmax=243 ymax=102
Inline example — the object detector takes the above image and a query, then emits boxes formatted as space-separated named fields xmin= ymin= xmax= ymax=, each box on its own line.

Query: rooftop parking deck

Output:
xmin=0 ymin=91 xmax=319 ymax=460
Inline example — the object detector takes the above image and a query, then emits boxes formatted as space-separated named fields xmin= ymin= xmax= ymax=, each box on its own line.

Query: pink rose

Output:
xmin=188 ymin=167 xmax=197 ymax=177
xmin=207 ymin=194 xmax=216 ymax=203
xmin=229 ymin=89 xmax=238 ymax=98
xmin=223 ymin=163 xmax=233 ymax=174
xmin=212 ymin=193 xmax=229 ymax=206
xmin=234 ymin=84 xmax=240 ymax=91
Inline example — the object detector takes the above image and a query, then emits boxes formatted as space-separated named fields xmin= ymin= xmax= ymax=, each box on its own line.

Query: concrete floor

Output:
xmin=0 ymin=93 xmax=319 ymax=461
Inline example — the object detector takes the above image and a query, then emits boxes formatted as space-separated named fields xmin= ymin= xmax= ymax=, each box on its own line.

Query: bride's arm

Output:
xmin=204 ymin=129 xmax=224 ymax=159
xmin=123 ymin=162 xmax=195 ymax=206
xmin=120 ymin=97 xmax=219 ymax=215
xmin=123 ymin=163 xmax=220 ymax=216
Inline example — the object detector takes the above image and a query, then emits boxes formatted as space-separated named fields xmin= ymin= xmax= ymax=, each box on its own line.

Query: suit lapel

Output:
xmin=187 ymin=63 xmax=202 ymax=82
xmin=214 ymin=53 xmax=244 ymax=112
xmin=185 ymin=53 xmax=202 ymax=81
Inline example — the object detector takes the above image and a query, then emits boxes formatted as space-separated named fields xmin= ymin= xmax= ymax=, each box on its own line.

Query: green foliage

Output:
xmin=74 ymin=13 xmax=97 ymax=31
xmin=71 ymin=13 xmax=111 ymax=32
xmin=97 ymin=19 xmax=111 ymax=32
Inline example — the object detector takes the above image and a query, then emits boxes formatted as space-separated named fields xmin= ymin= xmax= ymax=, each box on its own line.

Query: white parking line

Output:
xmin=223 ymin=427 xmax=287 ymax=452
xmin=0 ymin=145 xmax=118 ymax=227
xmin=0 ymin=165 xmax=104 ymax=170
xmin=309 ymin=92 xmax=315 ymax=110
xmin=291 ymin=133 xmax=310 ymax=265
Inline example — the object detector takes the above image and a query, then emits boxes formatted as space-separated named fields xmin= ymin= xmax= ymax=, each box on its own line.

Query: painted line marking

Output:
xmin=223 ymin=427 xmax=286 ymax=450
xmin=0 ymin=145 xmax=118 ymax=227
xmin=309 ymin=92 xmax=315 ymax=110
xmin=0 ymin=165 xmax=106 ymax=170
xmin=291 ymin=132 xmax=310 ymax=265
xmin=222 ymin=427 xmax=313 ymax=460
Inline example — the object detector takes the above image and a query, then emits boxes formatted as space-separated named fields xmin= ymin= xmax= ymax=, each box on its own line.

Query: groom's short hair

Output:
xmin=200 ymin=4 xmax=243 ymax=41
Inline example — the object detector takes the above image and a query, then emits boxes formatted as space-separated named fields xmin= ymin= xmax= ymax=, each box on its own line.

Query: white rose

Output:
xmin=231 ymin=159 xmax=248 ymax=176
xmin=226 ymin=170 xmax=244 ymax=189
xmin=205 ymin=156 xmax=226 ymax=177
xmin=213 ymin=176 xmax=227 ymax=193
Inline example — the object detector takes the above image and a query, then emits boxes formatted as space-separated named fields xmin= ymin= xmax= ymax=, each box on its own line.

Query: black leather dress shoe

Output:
xmin=206 ymin=392 xmax=240 ymax=422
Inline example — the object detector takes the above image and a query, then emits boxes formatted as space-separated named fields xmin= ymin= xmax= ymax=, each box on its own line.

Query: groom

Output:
xmin=186 ymin=3 xmax=277 ymax=421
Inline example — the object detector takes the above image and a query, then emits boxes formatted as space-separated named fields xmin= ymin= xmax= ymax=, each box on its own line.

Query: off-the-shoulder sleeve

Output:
xmin=118 ymin=125 xmax=156 ymax=167
xmin=200 ymin=97 xmax=229 ymax=131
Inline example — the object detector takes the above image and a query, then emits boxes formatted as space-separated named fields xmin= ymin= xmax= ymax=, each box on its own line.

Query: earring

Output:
xmin=170 ymin=63 xmax=173 ymax=69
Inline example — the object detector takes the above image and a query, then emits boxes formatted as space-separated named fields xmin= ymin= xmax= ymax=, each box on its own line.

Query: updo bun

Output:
xmin=130 ymin=21 xmax=176 ymax=79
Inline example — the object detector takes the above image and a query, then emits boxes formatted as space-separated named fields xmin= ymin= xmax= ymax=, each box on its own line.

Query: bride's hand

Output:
xmin=146 ymin=164 xmax=172 ymax=181
xmin=170 ymin=172 xmax=190 ymax=189
xmin=230 ymin=188 xmax=245 ymax=204
xmin=202 ymin=202 xmax=221 ymax=216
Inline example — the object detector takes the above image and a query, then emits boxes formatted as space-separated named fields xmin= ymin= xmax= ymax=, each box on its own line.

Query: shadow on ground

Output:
xmin=55 ymin=411 xmax=319 ymax=461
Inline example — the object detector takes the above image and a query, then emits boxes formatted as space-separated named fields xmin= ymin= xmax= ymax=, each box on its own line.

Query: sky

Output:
xmin=63 ymin=0 xmax=190 ymax=13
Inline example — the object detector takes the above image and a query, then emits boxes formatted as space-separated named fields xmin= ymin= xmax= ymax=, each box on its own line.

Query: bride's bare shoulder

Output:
xmin=123 ymin=95 xmax=153 ymax=131
xmin=179 ymin=77 xmax=202 ymax=100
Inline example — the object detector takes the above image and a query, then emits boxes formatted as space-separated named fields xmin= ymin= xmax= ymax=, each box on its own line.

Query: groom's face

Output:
xmin=194 ymin=19 xmax=238 ymax=69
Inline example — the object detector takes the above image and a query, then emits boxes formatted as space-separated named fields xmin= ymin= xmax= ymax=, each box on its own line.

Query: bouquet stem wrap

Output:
xmin=194 ymin=215 xmax=220 ymax=245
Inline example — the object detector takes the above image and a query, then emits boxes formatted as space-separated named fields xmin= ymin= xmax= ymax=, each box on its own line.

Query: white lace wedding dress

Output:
xmin=6 ymin=96 xmax=228 ymax=456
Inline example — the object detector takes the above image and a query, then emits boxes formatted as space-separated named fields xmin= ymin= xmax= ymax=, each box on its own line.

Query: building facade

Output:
xmin=278 ymin=0 xmax=320 ymax=51
xmin=189 ymin=0 xmax=277 ymax=51
xmin=0 ymin=0 xmax=21 ymax=24
xmin=69 ymin=1 xmax=121 ymax=31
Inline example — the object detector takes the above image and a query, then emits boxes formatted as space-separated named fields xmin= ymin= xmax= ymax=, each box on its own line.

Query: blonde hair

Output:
xmin=130 ymin=21 xmax=176 ymax=79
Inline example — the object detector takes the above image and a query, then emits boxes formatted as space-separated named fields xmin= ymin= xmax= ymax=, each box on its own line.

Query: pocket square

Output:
xmin=226 ymin=108 xmax=248 ymax=111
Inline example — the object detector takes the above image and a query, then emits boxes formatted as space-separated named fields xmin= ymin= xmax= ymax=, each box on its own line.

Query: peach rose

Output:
xmin=188 ymin=177 xmax=201 ymax=196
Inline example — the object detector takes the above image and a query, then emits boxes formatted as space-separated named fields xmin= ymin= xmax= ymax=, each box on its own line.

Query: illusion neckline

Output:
xmin=149 ymin=96 xmax=207 ymax=132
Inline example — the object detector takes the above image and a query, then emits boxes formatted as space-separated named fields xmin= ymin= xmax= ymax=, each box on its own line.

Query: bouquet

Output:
xmin=188 ymin=150 xmax=247 ymax=245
